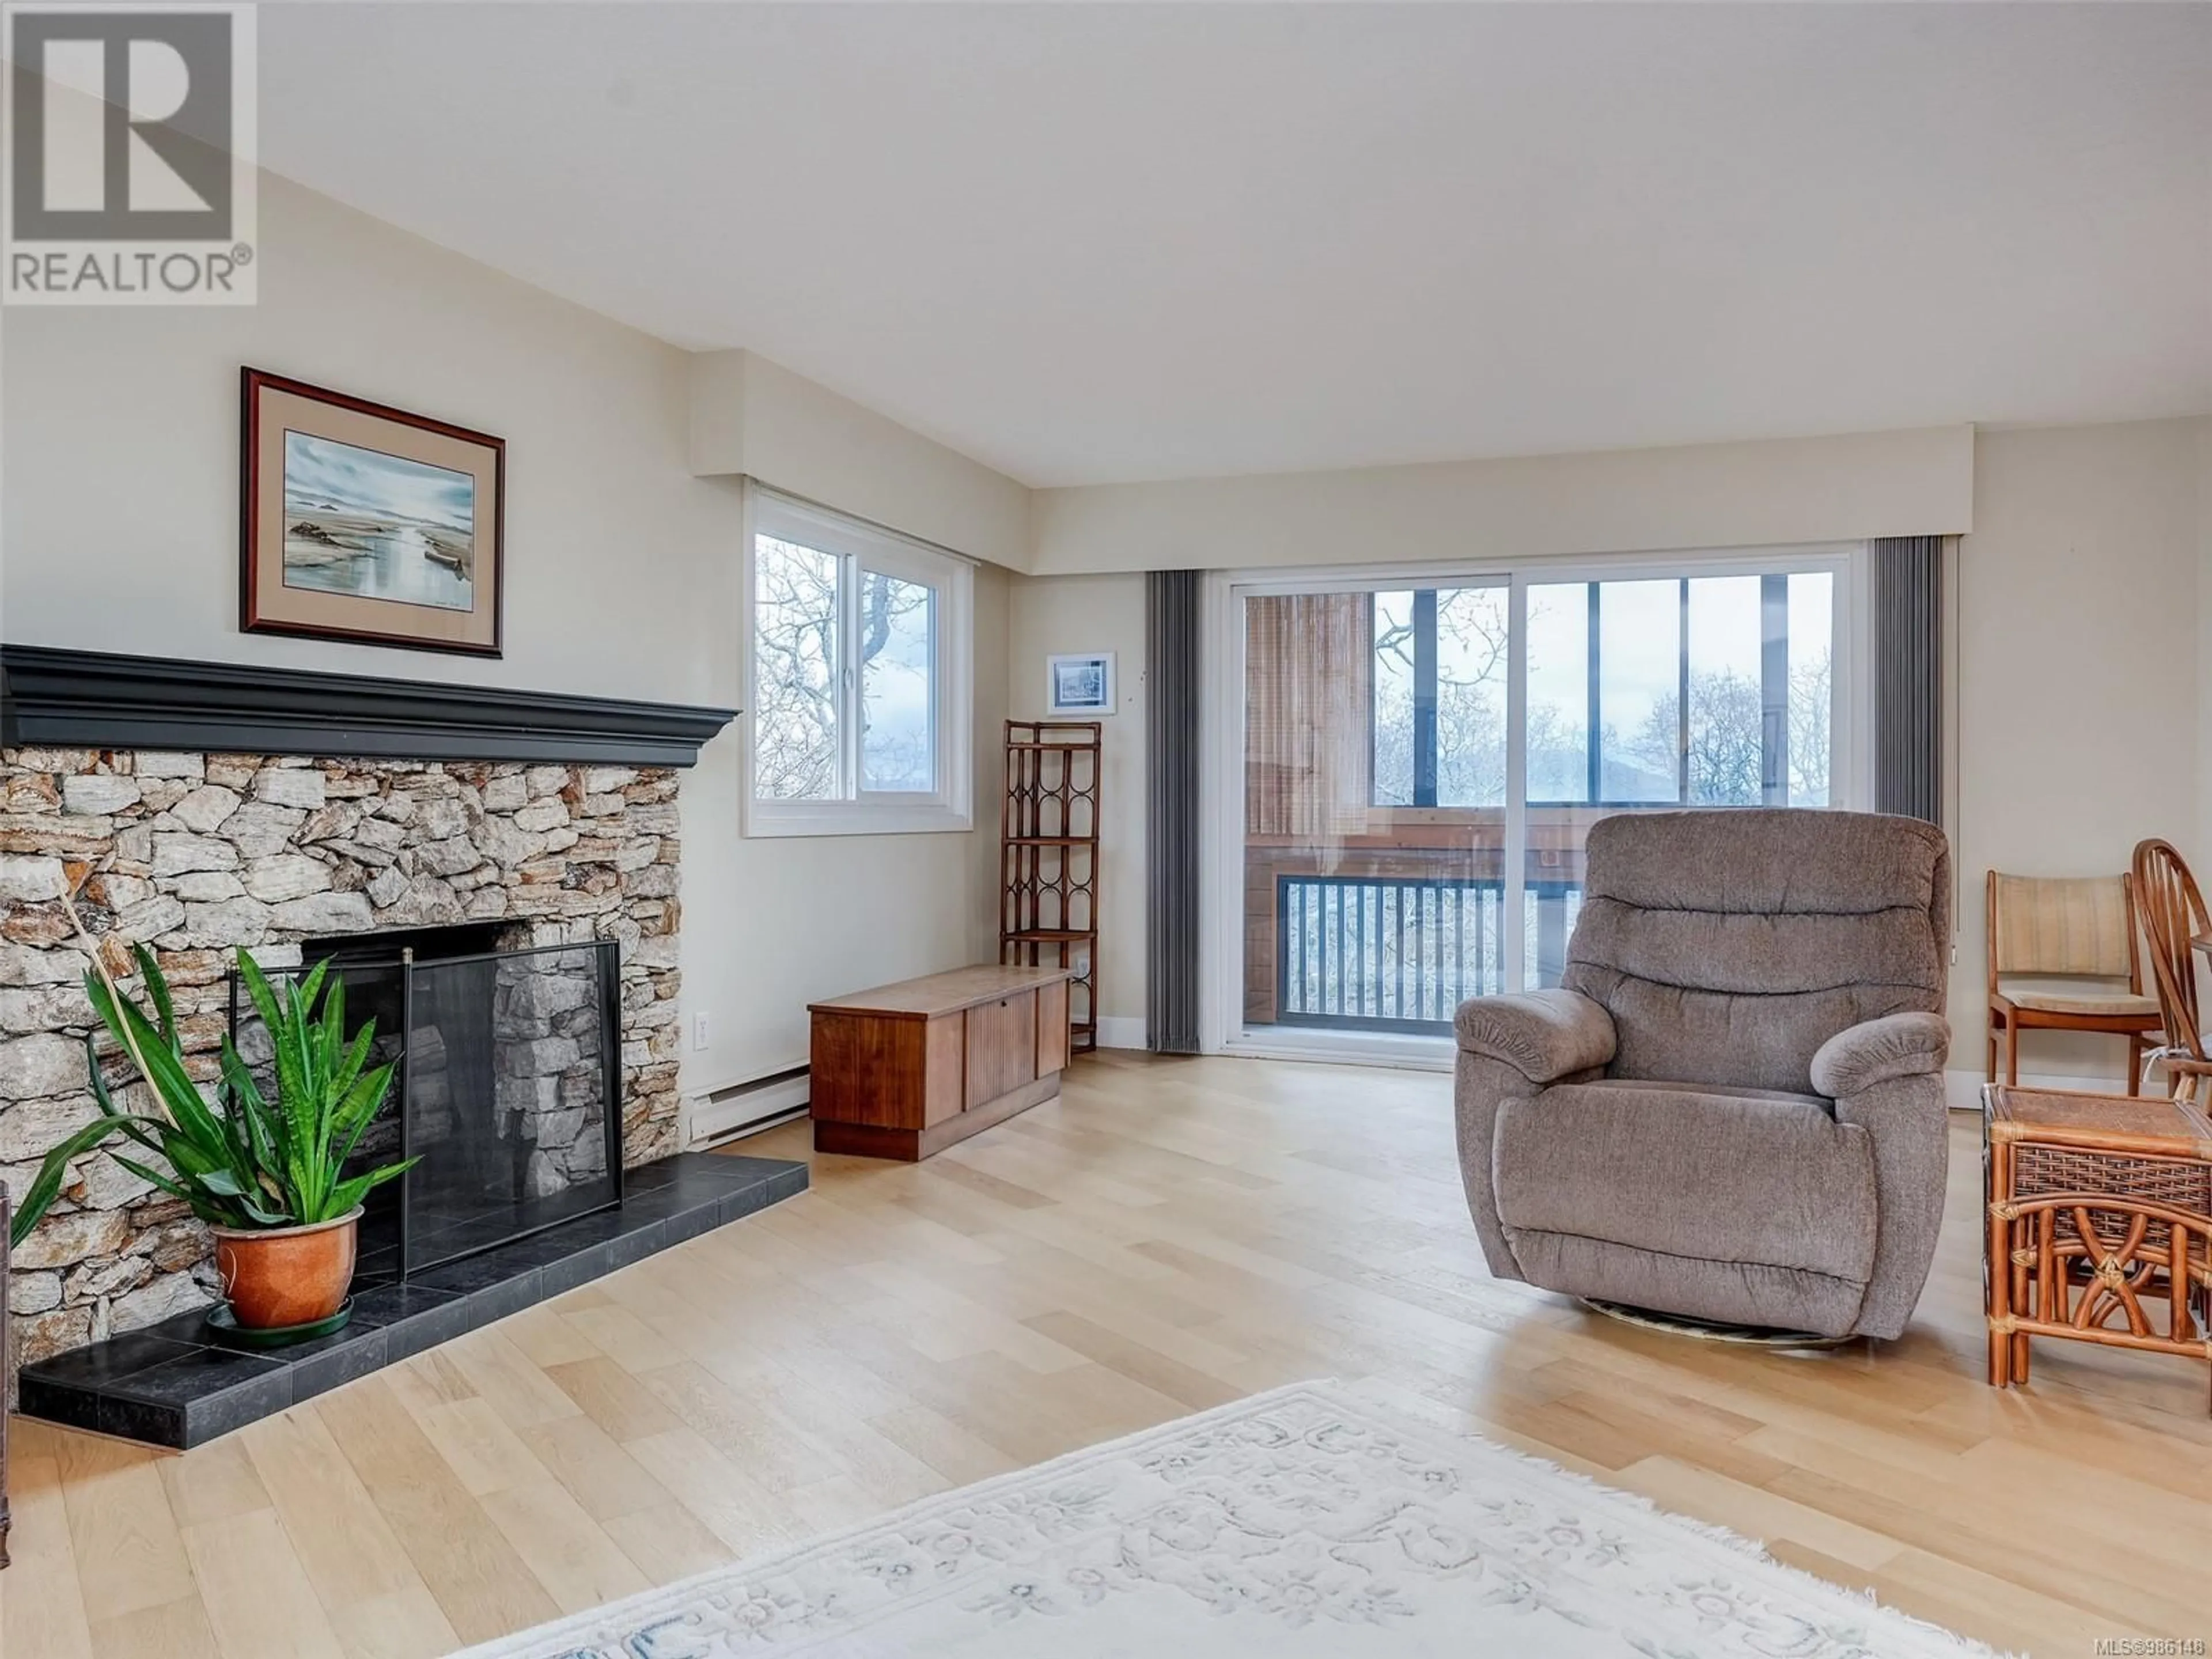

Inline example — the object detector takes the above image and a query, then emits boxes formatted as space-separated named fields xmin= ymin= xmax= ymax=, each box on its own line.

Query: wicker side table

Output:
xmin=1984 ymin=1085 xmax=2212 ymax=1406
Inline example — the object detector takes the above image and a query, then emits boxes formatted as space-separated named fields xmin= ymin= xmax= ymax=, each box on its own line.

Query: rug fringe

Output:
xmin=1346 ymin=1381 xmax=2024 ymax=1659
xmin=1482 ymin=1459 xmax=2021 ymax=1659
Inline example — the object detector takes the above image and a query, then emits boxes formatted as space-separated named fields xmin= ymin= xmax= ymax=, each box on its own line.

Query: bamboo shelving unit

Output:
xmin=1000 ymin=721 xmax=1101 ymax=1054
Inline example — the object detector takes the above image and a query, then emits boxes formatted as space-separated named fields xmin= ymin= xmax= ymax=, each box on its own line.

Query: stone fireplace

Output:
xmin=0 ymin=645 xmax=742 ymax=1378
xmin=0 ymin=748 xmax=682 ymax=1365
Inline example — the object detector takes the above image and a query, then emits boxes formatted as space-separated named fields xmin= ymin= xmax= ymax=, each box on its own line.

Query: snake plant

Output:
xmin=7 ymin=946 xmax=417 ymax=1249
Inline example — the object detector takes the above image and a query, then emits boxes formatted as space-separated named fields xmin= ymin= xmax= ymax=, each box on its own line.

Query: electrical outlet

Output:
xmin=692 ymin=1012 xmax=711 ymax=1051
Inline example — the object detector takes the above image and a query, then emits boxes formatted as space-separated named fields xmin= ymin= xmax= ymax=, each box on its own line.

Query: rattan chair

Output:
xmin=1984 ymin=872 xmax=2161 ymax=1096
xmin=2131 ymin=839 xmax=2212 ymax=1103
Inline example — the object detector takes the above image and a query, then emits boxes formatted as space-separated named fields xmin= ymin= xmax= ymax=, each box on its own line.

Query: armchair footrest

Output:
xmin=1493 ymin=1080 xmax=1879 ymax=1328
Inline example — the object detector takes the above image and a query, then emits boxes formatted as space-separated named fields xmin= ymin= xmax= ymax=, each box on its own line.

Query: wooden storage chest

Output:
xmin=808 ymin=965 xmax=1076 ymax=1160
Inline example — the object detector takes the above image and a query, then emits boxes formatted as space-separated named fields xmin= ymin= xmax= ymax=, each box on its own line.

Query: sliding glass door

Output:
xmin=1226 ymin=552 xmax=1852 ymax=1056
xmin=1245 ymin=584 xmax=1507 ymax=1037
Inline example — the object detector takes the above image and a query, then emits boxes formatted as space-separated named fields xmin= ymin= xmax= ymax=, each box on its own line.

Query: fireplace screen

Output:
xmin=232 ymin=935 xmax=624 ymax=1280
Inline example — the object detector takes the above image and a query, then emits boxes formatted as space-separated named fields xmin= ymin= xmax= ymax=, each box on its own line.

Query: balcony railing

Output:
xmin=1275 ymin=874 xmax=1582 ymax=1034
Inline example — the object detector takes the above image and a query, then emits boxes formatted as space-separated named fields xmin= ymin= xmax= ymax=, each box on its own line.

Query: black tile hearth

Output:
xmin=16 ymin=1151 xmax=806 ymax=1450
xmin=349 ymin=1282 xmax=475 ymax=1363
xmin=100 ymin=1349 xmax=293 ymax=1446
xmin=287 ymin=1325 xmax=391 ymax=1404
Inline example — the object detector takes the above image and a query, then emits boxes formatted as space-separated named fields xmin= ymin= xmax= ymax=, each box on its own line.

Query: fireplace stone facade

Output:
xmin=0 ymin=748 xmax=684 ymax=1369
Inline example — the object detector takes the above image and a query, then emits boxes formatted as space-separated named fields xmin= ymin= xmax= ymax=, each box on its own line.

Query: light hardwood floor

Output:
xmin=6 ymin=1052 xmax=2210 ymax=1658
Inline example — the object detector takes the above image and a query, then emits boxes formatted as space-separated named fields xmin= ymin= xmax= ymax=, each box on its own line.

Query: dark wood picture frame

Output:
xmin=240 ymin=368 xmax=506 ymax=657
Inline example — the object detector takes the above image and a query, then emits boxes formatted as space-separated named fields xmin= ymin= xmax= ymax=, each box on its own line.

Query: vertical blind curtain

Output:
xmin=1146 ymin=571 xmax=1203 ymax=1055
xmin=1872 ymin=536 xmax=1943 ymax=824
xmin=1243 ymin=593 xmax=1375 ymax=841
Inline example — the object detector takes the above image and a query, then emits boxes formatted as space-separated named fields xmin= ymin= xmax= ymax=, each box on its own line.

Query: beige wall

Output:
xmin=968 ymin=566 xmax=1016 ymax=966
xmin=1005 ymin=573 xmax=1148 ymax=1041
xmin=2200 ymin=419 xmax=2212 ymax=862
xmin=1031 ymin=425 xmax=1974 ymax=575
xmin=2 ymin=175 xmax=726 ymax=705
xmin=0 ymin=173 xmax=1015 ymax=1104
xmin=1022 ymin=422 xmax=2211 ymax=1077
xmin=2 ymin=172 xmax=2202 ymax=1091
xmin=690 ymin=349 xmax=1033 ymax=574
xmin=1945 ymin=419 xmax=2207 ymax=1086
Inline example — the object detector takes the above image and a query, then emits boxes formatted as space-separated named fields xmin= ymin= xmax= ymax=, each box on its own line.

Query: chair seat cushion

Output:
xmin=1997 ymin=976 xmax=2160 ymax=1018
xmin=1494 ymin=1080 xmax=1879 ymax=1294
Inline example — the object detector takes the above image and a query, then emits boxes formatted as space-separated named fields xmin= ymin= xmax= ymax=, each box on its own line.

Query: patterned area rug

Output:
xmin=454 ymin=1380 xmax=2001 ymax=1658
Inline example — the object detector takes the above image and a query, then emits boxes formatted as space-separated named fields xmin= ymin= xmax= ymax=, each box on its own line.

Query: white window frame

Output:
xmin=741 ymin=484 xmax=974 ymax=838
xmin=1201 ymin=542 xmax=1870 ymax=1066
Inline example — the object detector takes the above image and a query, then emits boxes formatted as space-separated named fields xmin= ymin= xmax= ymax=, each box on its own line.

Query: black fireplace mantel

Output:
xmin=1 ymin=645 xmax=738 ymax=768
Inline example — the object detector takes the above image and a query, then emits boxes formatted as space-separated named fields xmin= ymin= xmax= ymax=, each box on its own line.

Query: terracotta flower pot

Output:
xmin=210 ymin=1209 xmax=361 ymax=1330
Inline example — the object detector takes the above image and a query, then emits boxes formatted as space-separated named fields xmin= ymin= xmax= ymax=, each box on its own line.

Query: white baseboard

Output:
xmin=1942 ymin=1066 xmax=2129 ymax=1111
xmin=687 ymin=1018 xmax=1155 ymax=1137
xmin=690 ymin=1066 xmax=810 ymax=1144
xmin=1093 ymin=1016 xmax=1147 ymax=1051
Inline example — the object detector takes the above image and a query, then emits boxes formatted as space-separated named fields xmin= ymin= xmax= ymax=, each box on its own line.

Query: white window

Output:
xmin=744 ymin=488 xmax=973 ymax=836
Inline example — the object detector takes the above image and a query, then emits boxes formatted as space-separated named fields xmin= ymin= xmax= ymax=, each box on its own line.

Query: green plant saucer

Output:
xmin=204 ymin=1298 xmax=353 ymax=1350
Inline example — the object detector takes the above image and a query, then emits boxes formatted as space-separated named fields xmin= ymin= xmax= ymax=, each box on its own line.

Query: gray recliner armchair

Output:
xmin=1456 ymin=809 xmax=1952 ymax=1340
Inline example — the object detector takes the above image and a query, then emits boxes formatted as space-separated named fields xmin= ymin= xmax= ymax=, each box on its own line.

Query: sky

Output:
xmin=284 ymin=431 xmax=475 ymax=533
xmin=1528 ymin=573 xmax=1832 ymax=734
xmin=862 ymin=574 xmax=935 ymax=791
xmin=1368 ymin=572 xmax=1835 ymax=802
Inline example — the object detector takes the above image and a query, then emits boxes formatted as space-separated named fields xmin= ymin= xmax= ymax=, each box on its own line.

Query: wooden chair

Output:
xmin=1985 ymin=871 xmax=2161 ymax=1095
xmin=2132 ymin=839 xmax=2212 ymax=1103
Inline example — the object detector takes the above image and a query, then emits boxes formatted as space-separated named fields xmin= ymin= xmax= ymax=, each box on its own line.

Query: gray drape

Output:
xmin=1871 ymin=536 xmax=1942 ymax=824
xmin=1146 ymin=571 xmax=1202 ymax=1054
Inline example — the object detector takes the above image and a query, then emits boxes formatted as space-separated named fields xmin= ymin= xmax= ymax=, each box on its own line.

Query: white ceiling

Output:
xmin=256 ymin=2 xmax=2212 ymax=488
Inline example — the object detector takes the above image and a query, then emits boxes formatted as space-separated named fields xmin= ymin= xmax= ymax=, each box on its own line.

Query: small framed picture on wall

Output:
xmin=1047 ymin=652 xmax=1116 ymax=715
xmin=241 ymin=368 xmax=506 ymax=656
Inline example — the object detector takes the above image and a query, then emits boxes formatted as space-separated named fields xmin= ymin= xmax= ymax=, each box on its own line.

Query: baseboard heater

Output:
xmin=692 ymin=1063 xmax=810 ymax=1146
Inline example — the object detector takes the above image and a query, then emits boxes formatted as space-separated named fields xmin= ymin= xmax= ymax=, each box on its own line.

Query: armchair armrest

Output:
xmin=1455 ymin=988 xmax=1616 ymax=1085
xmin=1812 ymin=1012 xmax=1951 ymax=1340
xmin=1810 ymin=1012 xmax=1950 ymax=1100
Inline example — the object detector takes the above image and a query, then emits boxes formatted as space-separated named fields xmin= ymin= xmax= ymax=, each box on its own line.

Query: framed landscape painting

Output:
xmin=241 ymin=368 xmax=505 ymax=656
